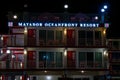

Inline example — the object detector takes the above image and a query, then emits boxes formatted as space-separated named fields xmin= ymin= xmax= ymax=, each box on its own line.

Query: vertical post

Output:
xmin=24 ymin=49 xmax=27 ymax=69
xmin=24 ymin=27 xmax=27 ymax=46
xmin=6 ymin=50 xmax=11 ymax=69
xmin=36 ymin=29 xmax=39 ymax=46
xmin=63 ymin=48 xmax=67 ymax=68
xmin=101 ymin=13 xmax=105 ymax=23
xmin=36 ymin=51 xmax=39 ymax=69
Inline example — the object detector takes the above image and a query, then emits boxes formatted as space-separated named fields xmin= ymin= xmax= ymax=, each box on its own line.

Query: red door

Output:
xmin=67 ymin=29 xmax=75 ymax=46
xmin=27 ymin=29 xmax=36 ymax=46
xmin=27 ymin=51 xmax=36 ymax=68
xmin=67 ymin=51 xmax=76 ymax=68
xmin=3 ymin=36 xmax=8 ymax=47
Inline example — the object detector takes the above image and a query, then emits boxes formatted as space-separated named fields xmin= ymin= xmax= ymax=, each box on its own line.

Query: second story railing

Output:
xmin=0 ymin=61 xmax=108 ymax=70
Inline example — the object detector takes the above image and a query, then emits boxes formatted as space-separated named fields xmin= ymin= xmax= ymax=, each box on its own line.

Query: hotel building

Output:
xmin=108 ymin=39 xmax=120 ymax=80
xmin=0 ymin=12 xmax=112 ymax=80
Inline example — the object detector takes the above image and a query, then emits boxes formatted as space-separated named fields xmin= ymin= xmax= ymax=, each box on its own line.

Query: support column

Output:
xmin=63 ymin=48 xmax=67 ymax=68
xmin=24 ymin=49 xmax=27 ymax=69
xmin=36 ymin=51 xmax=39 ymax=69
xmin=76 ymin=29 xmax=78 ymax=46
xmin=24 ymin=27 xmax=28 ymax=46
xmin=36 ymin=29 xmax=39 ymax=46
xmin=76 ymin=51 xmax=79 ymax=68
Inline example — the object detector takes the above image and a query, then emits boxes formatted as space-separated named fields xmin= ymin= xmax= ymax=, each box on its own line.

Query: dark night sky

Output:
xmin=0 ymin=0 xmax=119 ymax=38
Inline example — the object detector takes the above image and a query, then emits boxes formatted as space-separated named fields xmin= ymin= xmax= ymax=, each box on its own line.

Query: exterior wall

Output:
xmin=0 ymin=12 xmax=110 ymax=80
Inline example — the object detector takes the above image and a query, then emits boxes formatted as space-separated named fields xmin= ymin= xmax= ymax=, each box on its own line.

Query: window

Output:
xmin=56 ymin=30 xmax=62 ymax=41
xmin=95 ymin=52 xmax=102 ymax=67
xmin=78 ymin=30 xmax=86 ymax=46
xmin=39 ymin=30 xmax=46 ymax=46
xmin=112 ymin=65 xmax=120 ymax=70
xmin=39 ymin=30 xmax=46 ymax=42
xmin=39 ymin=30 xmax=55 ymax=45
xmin=16 ymin=35 xmax=24 ymax=46
xmin=39 ymin=51 xmax=63 ymax=68
xmin=47 ymin=30 xmax=54 ymax=45
xmin=55 ymin=52 xmax=63 ymax=67
xmin=86 ymin=31 xmax=93 ymax=46
xmin=95 ymin=31 xmax=101 ymax=39
xmin=78 ymin=52 xmax=103 ymax=68
xmin=95 ymin=31 xmax=101 ymax=45
xmin=46 ymin=52 xmax=54 ymax=67
xmin=79 ymin=52 xmax=86 ymax=68
xmin=87 ymin=52 xmax=94 ymax=67
xmin=87 ymin=31 xmax=93 ymax=38
xmin=79 ymin=52 xmax=86 ymax=62
xmin=113 ymin=41 xmax=119 ymax=49
xmin=47 ymin=30 xmax=54 ymax=40
xmin=39 ymin=51 xmax=47 ymax=67
xmin=111 ymin=52 xmax=120 ymax=60
xmin=55 ymin=30 xmax=63 ymax=45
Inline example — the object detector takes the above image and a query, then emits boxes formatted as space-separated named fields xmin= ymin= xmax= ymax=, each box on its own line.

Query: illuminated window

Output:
xmin=39 ymin=52 xmax=54 ymax=68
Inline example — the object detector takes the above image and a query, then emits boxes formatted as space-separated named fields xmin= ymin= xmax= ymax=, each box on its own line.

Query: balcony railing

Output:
xmin=108 ymin=41 xmax=120 ymax=50
xmin=4 ymin=36 xmax=106 ymax=47
xmin=0 ymin=61 xmax=108 ymax=69
xmin=79 ymin=61 xmax=105 ymax=69
xmin=0 ymin=61 xmax=23 ymax=69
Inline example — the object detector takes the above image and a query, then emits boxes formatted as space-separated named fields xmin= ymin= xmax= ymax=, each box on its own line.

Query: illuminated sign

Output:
xmin=18 ymin=22 xmax=43 ymax=27
xmin=104 ymin=23 xmax=109 ymax=28
xmin=18 ymin=22 xmax=99 ymax=27
xmin=8 ymin=22 xmax=100 ymax=27
xmin=8 ymin=22 xmax=13 ymax=27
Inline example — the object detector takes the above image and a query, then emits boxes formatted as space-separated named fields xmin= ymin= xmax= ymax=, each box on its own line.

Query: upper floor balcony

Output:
xmin=107 ymin=39 xmax=120 ymax=50
xmin=5 ymin=38 xmax=106 ymax=48
xmin=0 ymin=26 xmax=107 ymax=48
